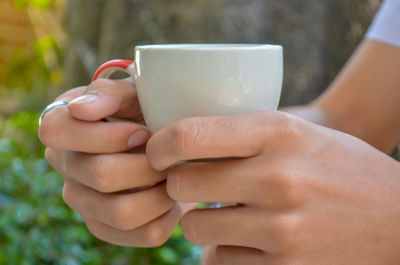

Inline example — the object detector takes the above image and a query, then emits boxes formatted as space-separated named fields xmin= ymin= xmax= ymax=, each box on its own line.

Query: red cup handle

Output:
xmin=92 ymin=59 xmax=135 ymax=81
xmin=92 ymin=59 xmax=135 ymax=123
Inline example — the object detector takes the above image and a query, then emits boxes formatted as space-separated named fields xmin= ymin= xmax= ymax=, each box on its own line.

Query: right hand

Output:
xmin=39 ymin=78 xmax=195 ymax=247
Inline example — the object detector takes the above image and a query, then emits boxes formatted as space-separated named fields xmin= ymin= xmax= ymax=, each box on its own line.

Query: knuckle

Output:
xmin=44 ymin=148 xmax=56 ymax=165
xmin=254 ymin=166 xmax=306 ymax=208
xmin=62 ymin=182 xmax=74 ymax=208
xmin=84 ymin=219 xmax=103 ymax=238
xmin=38 ymin=113 xmax=58 ymax=148
xmin=264 ymin=112 xmax=305 ymax=145
xmin=45 ymin=149 xmax=68 ymax=175
xmin=89 ymin=156 xmax=113 ymax=193
xmin=280 ymin=172 xmax=305 ymax=205
xmin=170 ymin=118 xmax=203 ymax=156
xmin=144 ymin=223 xmax=170 ymax=247
xmin=280 ymin=117 xmax=304 ymax=141
xmin=110 ymin=200 xmax=135 ymax=230
xmin=84 ymin=220 xmax=98 ymax=235
xmin=270 ymin=168 xmax=306 ymax=207
xmin=272 ymin=214 xmax=305 ymax=253
xmin=88 ymin=78 xmax=116 ymax=92
xmin=166 ymin=165 xmax=185 ymax=200
xmin=214 ymin=246 xmax=230 ymax=264
xmin=181 ymin=211 xmax=201 ymax=244
xmin=84 ymin=220 xmax=102 ymax=240
xmin=252 ymin=167 xmax=272 ymax=189
xmin=84 ymin=220 xmax=123 ymax=246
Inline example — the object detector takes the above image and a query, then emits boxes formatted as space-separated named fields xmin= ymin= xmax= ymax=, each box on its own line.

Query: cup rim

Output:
xmin=135 ymin=43 xmax=282 ymax=51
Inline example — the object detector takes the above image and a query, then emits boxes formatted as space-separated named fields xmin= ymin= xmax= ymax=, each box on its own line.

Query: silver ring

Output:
xmin=39 ymin=100 xmax=68 ymax=125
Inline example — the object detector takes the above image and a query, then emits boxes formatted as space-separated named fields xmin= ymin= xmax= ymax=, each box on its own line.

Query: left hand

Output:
xmin=146 ymin=111 xmax=400 ymax=265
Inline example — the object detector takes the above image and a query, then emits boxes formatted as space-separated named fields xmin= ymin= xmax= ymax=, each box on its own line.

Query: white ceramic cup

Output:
xmin=93 ymin=44 xmax=283 ymax=133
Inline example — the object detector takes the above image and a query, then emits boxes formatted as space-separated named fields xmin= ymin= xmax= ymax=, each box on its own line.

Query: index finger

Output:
xmin=52 ymin=86 xmax=88 ymax=102
xmin=39 ymin=106 xmax=148 ymax=153
xmin=146 ymin=111 xmax=296 ymax=171
xmin=67 ymin=79 xmax=144 ymax=122
xmin=39 ymin=80 xmax=148 ymax=153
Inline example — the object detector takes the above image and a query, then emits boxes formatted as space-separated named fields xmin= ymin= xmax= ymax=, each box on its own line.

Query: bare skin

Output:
xmin=199 ymin=39 xmax=400 ymax=265
xmin=146 ymin=111 xmax=400 ymax=265
xmin=40 ymin=79 xmax=195 ymax=247
xmin=287 ymin=40 xmax=400 ymax=153
xmin=39 ymin=40 xmax=400 ymax=264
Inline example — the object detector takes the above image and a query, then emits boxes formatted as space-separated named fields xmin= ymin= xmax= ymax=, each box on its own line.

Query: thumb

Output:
xmin=67 ymin=78 xmax=144 ymax=122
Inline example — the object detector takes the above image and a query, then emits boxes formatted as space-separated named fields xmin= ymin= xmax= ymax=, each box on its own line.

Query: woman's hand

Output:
xmin=39 ymin=79 xmax=194 ymax=247
xmin=146 ymin=111 xmax=400 ymax=265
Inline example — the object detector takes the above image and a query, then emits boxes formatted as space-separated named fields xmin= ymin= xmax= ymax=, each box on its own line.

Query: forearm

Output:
xmin=284 ymin=40 xmax=400 ymax=153
xmin=281 ymin=105 xmax=332 ymax=128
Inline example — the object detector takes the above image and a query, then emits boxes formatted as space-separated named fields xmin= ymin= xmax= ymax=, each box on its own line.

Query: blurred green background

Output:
xmin=0 ymin=0 xmax=389 ymax=264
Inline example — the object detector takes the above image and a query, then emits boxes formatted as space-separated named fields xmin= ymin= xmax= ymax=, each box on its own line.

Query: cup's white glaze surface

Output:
xmin=132 ymin=44 xmax=283 ymax=133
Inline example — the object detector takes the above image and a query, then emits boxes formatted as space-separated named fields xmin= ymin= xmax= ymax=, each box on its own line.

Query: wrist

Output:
xmin=280 ymin=104 xmax=339 ymax=130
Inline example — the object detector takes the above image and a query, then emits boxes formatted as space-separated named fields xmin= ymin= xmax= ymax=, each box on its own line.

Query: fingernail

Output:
xmin=68 ymin=93 xmax=99 ymax=105
xmin=128 ymin=130 xmax=150 ymax=148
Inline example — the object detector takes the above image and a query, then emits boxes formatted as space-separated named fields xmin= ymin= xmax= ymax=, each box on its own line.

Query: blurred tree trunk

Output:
xmin=62 ymin=0 xmax=379 ymax=106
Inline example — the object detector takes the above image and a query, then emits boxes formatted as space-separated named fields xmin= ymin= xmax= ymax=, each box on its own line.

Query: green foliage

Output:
xmin=0 ymin=33 xmax=65 ymax=112
xmin=1 ymin=2 xmax=202 ymax=263
xmin=1 ymin=1 xmax=64 ymax=114
xmin=12 ymin=0 xmax=52 ymax=10
xmin=0 ymin=111 xmax=202 ymax=265
xmin=2 ymin=40 xmax=49 ymax=91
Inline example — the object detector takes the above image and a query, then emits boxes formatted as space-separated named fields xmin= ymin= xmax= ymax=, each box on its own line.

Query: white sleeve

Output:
xmin=366 ymin=0 xmax=400 ymax=48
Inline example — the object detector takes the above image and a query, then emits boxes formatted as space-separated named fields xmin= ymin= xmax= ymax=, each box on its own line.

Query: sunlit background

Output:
xmin=0 ymin=0 xmax=390 ymax=264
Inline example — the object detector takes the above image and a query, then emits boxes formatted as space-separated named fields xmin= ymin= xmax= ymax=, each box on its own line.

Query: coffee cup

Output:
xmin=93 ymin=44 xmax=283 ymax=133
